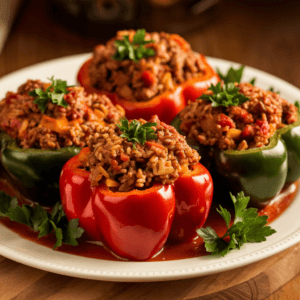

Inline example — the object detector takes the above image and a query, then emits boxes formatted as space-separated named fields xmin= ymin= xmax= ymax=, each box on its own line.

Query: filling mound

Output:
xmin=0 ymin=79 xmax=125 ymax=149
xmin=81 ymin=115 xmax=200 ymax=192
xmin=179 ymin=82 xmax=298 ymax=150
xmin=89 ymin=30 xmax=207 ymax=102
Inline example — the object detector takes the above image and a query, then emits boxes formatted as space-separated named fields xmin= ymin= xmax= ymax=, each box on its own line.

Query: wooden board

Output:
xmin=0 ymin=242 xmax=300 ymax=299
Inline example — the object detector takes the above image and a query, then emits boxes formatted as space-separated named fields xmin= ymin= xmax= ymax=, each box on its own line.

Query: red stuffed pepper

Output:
xmin=60 ymin=116 xmax=213 ymax=260
xmin=77 ymin=29 xmax=219 ymax=124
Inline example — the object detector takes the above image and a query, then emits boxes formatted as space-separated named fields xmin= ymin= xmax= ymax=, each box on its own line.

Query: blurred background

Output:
xmin=0 ymin=0 xmax=299 ymax=88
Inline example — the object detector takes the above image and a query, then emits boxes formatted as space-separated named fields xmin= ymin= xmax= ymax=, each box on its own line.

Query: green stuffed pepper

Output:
xmin=172 ymin=81 xmax=300 ymax=206
xmin=0 ymin=78 xmax=125 ymax=206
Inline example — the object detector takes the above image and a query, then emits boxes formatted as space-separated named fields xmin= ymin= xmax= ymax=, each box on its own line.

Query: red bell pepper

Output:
xmin=59 ymin=147 xmax=102 ymax=241
xmin=60 ymin=149 xmax=213 ymax=260
xmin=92 ymin=183 xmax=175 ymax=261
xmin=169 ymin=163 xmax=213 ymax=242
xmin=77 ymin=55 xmax=220 ymax=124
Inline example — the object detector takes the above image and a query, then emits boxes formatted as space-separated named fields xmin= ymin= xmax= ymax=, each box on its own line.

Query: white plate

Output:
xmin=0 ymin=54 xmax=300 ymax=282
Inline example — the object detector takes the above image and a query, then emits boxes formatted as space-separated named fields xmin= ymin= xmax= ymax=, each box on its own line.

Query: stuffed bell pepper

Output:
xmin=172 ymin=82 xmax=300 ymax=206
xmin=0 ymin=78 xmax=125 ymax=206
xmin=77 ymin=29 xmax=219 ymax=124
xmin=60 ymin=115 xmax=213 ymax=260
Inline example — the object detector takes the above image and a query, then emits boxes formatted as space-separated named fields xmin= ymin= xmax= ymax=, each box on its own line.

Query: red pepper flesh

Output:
xmin=77 ymin=55 xmax=219 ymax=124
xmin=92 ymin=183 xmax=175 ymax=261
xmin=60 ymin=148 xmax=102 ymax=241
xmin=169 ymin=163 xmax=213 ymax=241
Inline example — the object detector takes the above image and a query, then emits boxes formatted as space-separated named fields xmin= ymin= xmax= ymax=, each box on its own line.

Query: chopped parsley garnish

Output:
xmin=29 ymin=76 xmax=70 ymax=113
xmin=197 ymin=191 xmax=276 ymax=257
xmin=112 ymin=29 xmax=156 ymax=62
xmin=201 ymin=82 xmax=249 ymax=107
xmin=117 ymin=119 xmax=157 ymax=149
xmin=269 ymin=86 xmax=280 ymax=94
xmin=0 ymin=191 xmax=84 ymax=249
xmin=217 ymin=65 xmax=256 ymax=85
xmin=249 ymin=78 xmax=256 ymax=85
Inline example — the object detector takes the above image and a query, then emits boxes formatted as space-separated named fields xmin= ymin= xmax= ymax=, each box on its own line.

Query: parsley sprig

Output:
xmin=0 ymin=191 xmax=84 ymax=249
xmin=217 ymin=65 xmax=284 ymax=95
xmin=217 ymin=65 xmax=256 ymax=85
xmin=29 ymin=76 xmax=70 ymax=113
xmin=117 ymin=119 xmax=157 ymax=149
xmin=201 ymin=82 xmax=249 ymax=107
xmin=197 ymin=191 xmax=276 ymax=257
xmin=113 ymin=29 xmax=155 ymax=62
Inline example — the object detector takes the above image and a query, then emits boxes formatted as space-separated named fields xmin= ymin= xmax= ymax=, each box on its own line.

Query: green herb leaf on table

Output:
xmin=113 ymin=29 xmax=155 ymax=62
xmin=29 ymin=76 xmax=70 ymax=113
xmin=197 ymin=191 xmax=276 ymax=257
xmin=201 ymin=82 xmax=249 ymax=107
xmin=0 ymin=191 xmax=84 ymax=249
xmin=117 ymin=119 xmax=157 ymax=149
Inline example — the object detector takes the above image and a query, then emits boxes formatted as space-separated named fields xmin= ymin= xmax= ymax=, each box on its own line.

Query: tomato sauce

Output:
xmin=0 ymin=180 xmax=298 ymax=262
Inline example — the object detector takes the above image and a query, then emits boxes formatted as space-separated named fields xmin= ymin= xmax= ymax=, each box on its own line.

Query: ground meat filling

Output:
xmin=0 ymin=79 xmax=125 ymax=149
xmin=179 ymin=82 xmax=298 ymax=150
xmin=83 ymin=115 xmax=200 ymax=192
xmin=89 ymin=30 xmax=207 ymax=102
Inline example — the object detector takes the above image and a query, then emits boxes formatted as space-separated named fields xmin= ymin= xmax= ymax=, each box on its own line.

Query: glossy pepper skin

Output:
xmin=0 ymin=131 xmax=80 ymax=206
xmin=171 ymin=115 xmax=293 ymax=206
xmin=169 ymin=163 xmax=213 ymax=242
xmin=280 ymin=115 xmax=300 ymax=183
xmin=60 ymin=149 xmax=213 ymax=260
xmin=213 ymin=134 xmax=287 ymax=204
xmin=77 ymin=55 xmax=219 ymax=124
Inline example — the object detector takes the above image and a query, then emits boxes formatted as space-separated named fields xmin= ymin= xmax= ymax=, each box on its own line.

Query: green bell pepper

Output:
xmin=280 ymin=115 xmax=300 ymax=183
xmin=171 ymin=113 xmax=300 ymax=206
xmin=0 ymin=131 xmax=80 ymax=206
xmin=213 ymin=133 xmax=287 ymax=204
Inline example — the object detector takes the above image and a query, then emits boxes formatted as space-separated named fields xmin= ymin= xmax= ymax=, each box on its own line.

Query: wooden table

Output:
xmin=1 ymin=0 xmax=300 ymax=299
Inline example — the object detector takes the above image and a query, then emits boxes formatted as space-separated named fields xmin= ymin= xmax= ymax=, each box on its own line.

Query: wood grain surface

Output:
xmin=0 ymin=0 xmax=300 ymax=299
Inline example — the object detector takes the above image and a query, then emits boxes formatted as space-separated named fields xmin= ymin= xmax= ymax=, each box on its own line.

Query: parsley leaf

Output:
xmin=29 ymin=76 xmax=70 ymax=113
xmin=0 ymin=191 xmax=84 ymax=249
xmin=217 ymin=65 xmax=256 ymax=85
xmin=249 ymin=78 xmax=256 ymax=85
xmin=117 ymin=119 xmax=157 ymax=149
xmin=113 ymin=29 xmax=155 ymax=62
xmin=201 ymin=82 xmax=249 ymax=107
xmin=217 ymin=65 xmax=245 ymax=84
xmin=269 ymin=86 xmax=280 ymax=94
xmin=197 ymin=191 xmax=276 ymax=257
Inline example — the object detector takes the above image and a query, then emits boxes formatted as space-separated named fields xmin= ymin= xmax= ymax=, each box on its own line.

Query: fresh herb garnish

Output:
xmin=117 ymin=119 xmax=157 ymax=149
xmin=201 ymin=82 xmax=249 ymax=107
xmin=29 ymin=76 xmax=70 ymax=113
xmin=197 ymin=191 xmax=276 ymax=257
xmin=249 ymin=78 xmax=256 ymax=85
xmin=217 ymin=65 xmax=245 ymax=84
xmin=217 ymin=65 xmax=256 ymax=85
xmin=269 ymin=86 xmax=280 ymax=94
xmin=0 ymin=191 xmax=84 ymax=249
xmin=112 ymin=29 xmax=155 ymax=62
xmin=295 ymin=101 xmax=300 ymax=110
